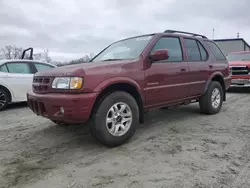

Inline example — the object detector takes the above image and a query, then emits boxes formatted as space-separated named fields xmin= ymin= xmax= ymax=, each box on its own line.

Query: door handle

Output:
xmin=209 ymin=65 xmax=213 ymax=68
xmin=181 ymin=68 xmax=186 ymax=72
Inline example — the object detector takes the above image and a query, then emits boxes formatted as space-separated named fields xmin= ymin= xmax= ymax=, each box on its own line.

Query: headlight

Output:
xmin=52 ymin=77 xmax=83 ymax=89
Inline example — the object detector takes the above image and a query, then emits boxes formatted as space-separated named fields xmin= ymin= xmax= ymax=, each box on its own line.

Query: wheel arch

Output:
xmin=91 ymin=81 xmax=144 ymax=123
xmin=0 ymin=85 xmax=12 ymax=102
xmin=203 ymin=72 xmax=226 ymax=101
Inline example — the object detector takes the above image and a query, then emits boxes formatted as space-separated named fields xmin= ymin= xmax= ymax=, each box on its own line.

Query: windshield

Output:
xmin=226 ymin=52 xmax=250 ymax=61
xmin=90 ymin=35 xmax=154 ymax=62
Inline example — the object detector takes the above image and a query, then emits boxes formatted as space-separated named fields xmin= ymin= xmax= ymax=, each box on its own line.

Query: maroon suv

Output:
xmin=27 ymin=30 xmax=231 ymax=147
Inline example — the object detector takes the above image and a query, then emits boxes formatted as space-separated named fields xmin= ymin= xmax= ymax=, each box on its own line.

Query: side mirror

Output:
xmin=149 ymin=49 xmax=169 ymax=62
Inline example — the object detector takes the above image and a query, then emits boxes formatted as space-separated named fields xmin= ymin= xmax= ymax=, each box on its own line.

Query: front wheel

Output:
xmin=91 ymin=91 xmax=139 ymax=147
xmin=199 ymin=81 xmax=223 ymax=114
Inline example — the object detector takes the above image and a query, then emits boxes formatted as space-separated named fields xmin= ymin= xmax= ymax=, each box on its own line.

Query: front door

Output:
xmin=144 ymin=36 xmax=190 ymax=108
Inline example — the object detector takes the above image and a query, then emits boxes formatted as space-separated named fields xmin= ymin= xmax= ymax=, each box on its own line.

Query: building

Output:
xmin=214 ymin=38 xmax=250 ymax=55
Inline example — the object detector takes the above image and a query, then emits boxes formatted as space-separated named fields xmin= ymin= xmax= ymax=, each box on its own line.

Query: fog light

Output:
xmin=60 ymin=107 xmax=64 ymax=114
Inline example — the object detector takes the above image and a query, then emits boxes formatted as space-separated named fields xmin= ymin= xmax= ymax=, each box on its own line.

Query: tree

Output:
xmin=0 ymin=45 xmax=23 ymax=59
xmin=34 ymin=49 xmax=52 ymax=63
xmin=0 ymin=45 xmax=53 ymax=64
xmin=0 ymin=45 xmax=95 ymax=66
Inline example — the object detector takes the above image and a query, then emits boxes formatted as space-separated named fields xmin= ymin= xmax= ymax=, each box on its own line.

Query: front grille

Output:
xmin=28 ymin=99 xmax=46 ymax=115
xmin=230 ymin=66 xmax=249 ymax=75
xmin=33 ymin=76 xmax=53 ymax=93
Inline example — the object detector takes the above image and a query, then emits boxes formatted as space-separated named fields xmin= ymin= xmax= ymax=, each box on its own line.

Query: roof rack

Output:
xmin=164 ymin=30 xmax=207 ymax=39
xmin=21 ymin=47 xmax=33 ymax=60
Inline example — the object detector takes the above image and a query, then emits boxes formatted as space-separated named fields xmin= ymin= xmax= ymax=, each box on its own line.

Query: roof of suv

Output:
xmin=163 ymin=30 xmax=207 ymax=39
xmin=113 ymin=30 xmax=210 ymax=47
xmin=124 ymin=30 xmax=208 ymax=41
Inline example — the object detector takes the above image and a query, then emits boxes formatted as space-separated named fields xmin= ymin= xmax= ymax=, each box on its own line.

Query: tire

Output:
xmin=91 ymin=91 xmax=139 ymax=147
xmin=199 ymin=81 xmax=223 ymax=115
xmin=0 ymin=88 xmax=9 ymax=111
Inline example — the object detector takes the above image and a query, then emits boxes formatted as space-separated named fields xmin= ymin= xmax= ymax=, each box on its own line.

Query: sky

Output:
xmin=0 ymin=0 xmax=250 ymax=61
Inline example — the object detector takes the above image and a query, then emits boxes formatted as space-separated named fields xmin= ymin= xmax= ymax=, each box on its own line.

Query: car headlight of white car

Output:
xmin=52 ymin=77 xmax=83 ymax=89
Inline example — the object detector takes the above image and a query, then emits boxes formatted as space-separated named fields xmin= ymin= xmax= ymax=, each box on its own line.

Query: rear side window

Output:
xmin=6 ymin=62 xmax=32 ymax=74
xmin=205 ymin=41 xmax=226 ymax=60
xmin=151 ymin=37 xmax=183 ymax=62
xmin=0 ymin=64 xmax=8 ymax=72
xmin=184 ymin=38 xmax=201 ymax=61
xmin=34 ymin=63 xmax=54 ymax=71
xmin=197 ymin=42 xmax=208 ymax=60
xmin=184 ymin=38 xmax=208 ymax=61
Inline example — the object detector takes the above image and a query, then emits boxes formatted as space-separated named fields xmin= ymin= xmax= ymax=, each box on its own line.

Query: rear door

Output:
xmin=144 ymin=36 xmax=189 ymax=107
xmin=4 ymin=62 xmax=34 ymax=101
xmin=183 ymin=37 xmax=209 ymax=97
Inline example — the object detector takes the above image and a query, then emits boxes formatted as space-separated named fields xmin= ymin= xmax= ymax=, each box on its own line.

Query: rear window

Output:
xmin=205 ymin=41 xmax=226 ymax=60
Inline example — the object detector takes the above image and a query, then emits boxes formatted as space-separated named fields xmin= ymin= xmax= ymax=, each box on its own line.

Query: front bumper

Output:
xmin=27 ymin=90 xmax=99 ymax=123
xmin=230 ymin=78 xmax=250 ymax=87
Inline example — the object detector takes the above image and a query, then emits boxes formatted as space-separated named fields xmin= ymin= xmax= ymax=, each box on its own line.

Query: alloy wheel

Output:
xmin=106 ymin=102 xmax=133 ymax=137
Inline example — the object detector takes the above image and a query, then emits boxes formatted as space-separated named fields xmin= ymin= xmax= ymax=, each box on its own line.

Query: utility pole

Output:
xmin=212 ymin=28 xmax=215 ymax=39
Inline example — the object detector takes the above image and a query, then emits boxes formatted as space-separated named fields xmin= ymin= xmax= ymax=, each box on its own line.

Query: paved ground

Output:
xmin=1 ymin=88 xmax=250 ymax=188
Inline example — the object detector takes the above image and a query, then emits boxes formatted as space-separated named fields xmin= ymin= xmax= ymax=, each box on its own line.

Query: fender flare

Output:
xmin=93 ymin=77 xmax=145 ymax=123
xmin=93 ymin=77 xmax=144 ymax=98
xmin=202 ymin=72 xmax=226 ymax=100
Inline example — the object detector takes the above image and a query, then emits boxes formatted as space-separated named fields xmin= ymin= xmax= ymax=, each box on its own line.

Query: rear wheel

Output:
xmin=199 ymin=81 xmax=223 ymax=114
xmin=0 ymin=88 xmax=9 ymax=111
xmin=91 ymin=91 xmax=139 ymax=147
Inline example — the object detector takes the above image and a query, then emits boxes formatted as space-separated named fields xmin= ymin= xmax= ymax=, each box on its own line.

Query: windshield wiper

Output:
xmin=102 ymin=58 xmax=123 ymax=61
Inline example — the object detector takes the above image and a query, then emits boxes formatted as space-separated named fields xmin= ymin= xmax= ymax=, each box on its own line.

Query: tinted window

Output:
xmin=34 ymin=63 xmax=54 ymax=71
xmin=151 ymin=37 xmax=183 ymax=62
xmin=198 ymin=42 xmax=208 ymax=60
xmin=184 ymin=38 xmax=201 ymax=61
xmin=205 ymin=41 xmax=226 ymax=60
xmin=6 ymin=63 xmax=32 ymax=74
xmin=0 ymin=64 xmax=8 ymax=72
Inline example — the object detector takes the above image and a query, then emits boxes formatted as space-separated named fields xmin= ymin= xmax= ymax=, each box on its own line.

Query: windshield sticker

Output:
xmin=136 ymin=36 xmax=152 ymax=41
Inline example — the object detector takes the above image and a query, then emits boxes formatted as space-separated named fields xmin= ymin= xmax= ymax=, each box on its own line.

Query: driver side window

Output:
xmin=151 ymin=37 xmax=183 ymax=62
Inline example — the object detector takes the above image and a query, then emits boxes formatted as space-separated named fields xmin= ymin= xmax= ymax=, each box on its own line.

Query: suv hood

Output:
xmin=34 ymin=59 xmax=137 ymax=77
xmin=229 ymin=60 xmax=250 ymax=67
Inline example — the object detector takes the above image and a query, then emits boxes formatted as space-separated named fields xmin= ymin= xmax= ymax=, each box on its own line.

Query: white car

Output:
xmin=0 ymin=59 xmax=57 ymax=111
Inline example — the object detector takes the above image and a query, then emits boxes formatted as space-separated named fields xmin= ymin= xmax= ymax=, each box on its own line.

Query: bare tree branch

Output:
xmin=0 ymin=45 xmax=95 ymax=66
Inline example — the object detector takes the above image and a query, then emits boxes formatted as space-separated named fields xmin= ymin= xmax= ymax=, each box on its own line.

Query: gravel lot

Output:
xmin=1 ymin=89 xmax=250 ymax=188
